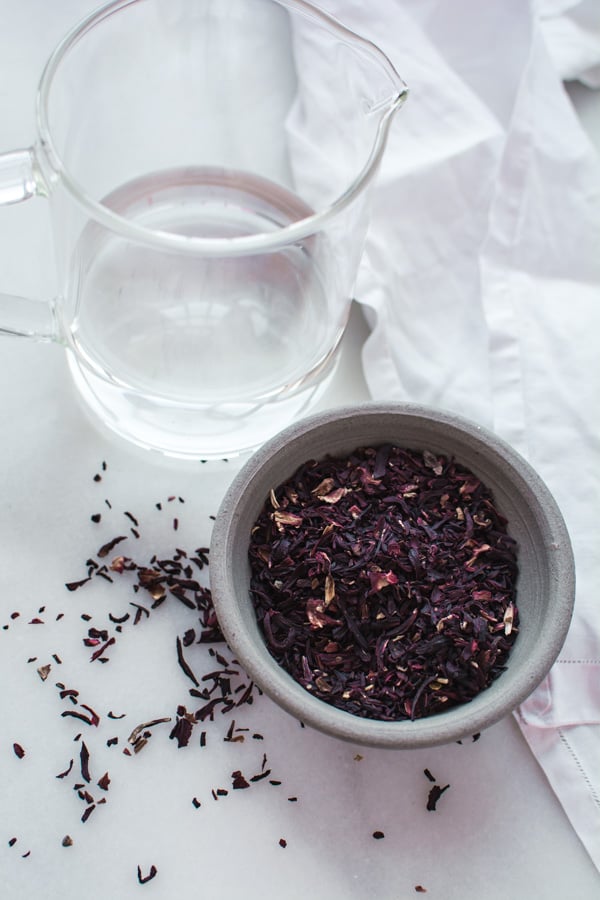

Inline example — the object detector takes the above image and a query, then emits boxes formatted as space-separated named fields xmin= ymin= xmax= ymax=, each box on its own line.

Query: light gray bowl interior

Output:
xmin=210 ymin=403 xmax=575 ymax=748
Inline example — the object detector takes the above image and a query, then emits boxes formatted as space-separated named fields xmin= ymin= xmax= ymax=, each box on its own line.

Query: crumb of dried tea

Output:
xmin=426 ymin=783 xmax=450 ymax=811
xmin=169 ymin=707 xmax=195 ymax=748
xmin=56 ymin=759 xmax=74 ymax=779
xmin=231 ymin=770 xmax=250 ymax=790
xmin=137 ymin=865 xmax=158 ymax=884
xmin=79 ymin=741 xmax=91 ymax=784
xmin=81 ymin=804 xmax=95 ymax=823
xmin=97 ymin=772 xmax=110 ymax=791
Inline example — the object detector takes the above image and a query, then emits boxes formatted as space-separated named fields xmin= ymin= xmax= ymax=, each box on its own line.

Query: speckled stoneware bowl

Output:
xmin=209 ymin=403 xmax=575 ymax=748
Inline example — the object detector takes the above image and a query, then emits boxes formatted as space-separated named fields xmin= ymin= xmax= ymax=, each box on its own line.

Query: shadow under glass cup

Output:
xmin=0 ymin=0 xmax=407 ymax=458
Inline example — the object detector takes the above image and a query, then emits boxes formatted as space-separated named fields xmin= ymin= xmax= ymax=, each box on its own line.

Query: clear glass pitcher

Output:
xmin=0 ymin=0 xmax=407 ymax=459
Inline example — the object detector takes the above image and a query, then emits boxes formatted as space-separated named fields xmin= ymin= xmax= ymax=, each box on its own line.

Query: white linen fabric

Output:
xmin=288 ymin=0 xmax=600 ymax=870
xmin=539 ymin=0 xmax=600 ymax=86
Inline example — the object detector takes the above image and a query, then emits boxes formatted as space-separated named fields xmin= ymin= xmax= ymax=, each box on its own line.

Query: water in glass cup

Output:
xmin=67 ymin=166 xmax=339 ymax=458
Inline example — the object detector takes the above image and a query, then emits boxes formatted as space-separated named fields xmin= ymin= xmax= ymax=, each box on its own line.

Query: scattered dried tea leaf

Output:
xmin=81 ymin=804 xmax=95 ymax=823
xmin=61 ymin=710 xmax=96 ymax=727
xmin=89 ymin=637 xmax=116 ymax=663
xmin=12 ymin=743 xmax=25 ymax=759
xmin=97 ymin=772 xmax=110 ymax=791
xmin=169 ymin=707 xmax=195 ymax=748
xmin=80 ymin=742 xmax=91 ymax=782
xmin=127 ymin=717 xmax=171 ymax=754
xmin=137 ymin=865 xmax=158 ymax=885
xmin=176 ymin=636 xmax=199 ymax=687
xmin=56 ymin=759 xmax=74 ymax=779
xmin=65 ymin=577 xmax=91 ymax=592
xmin=426 ymin=783 xmax=450 ymax=811
xmin=97 ymin=536 xmax=128 ymax=558
xmin=79 ymin=704 xmax=100 ymax=726
xmin=231 ymin=770 xmax=250 ymax=790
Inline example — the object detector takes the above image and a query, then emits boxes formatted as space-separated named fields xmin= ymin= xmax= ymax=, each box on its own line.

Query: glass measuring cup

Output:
xmin=0 ymin=0 xmax=407 ymax=459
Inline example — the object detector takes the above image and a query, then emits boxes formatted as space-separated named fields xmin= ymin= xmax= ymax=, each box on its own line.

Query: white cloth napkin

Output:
xmin=540 ymin=0 xmax=600 ymax=87
xmin=290 ymin=0 xmax=600 ymax=870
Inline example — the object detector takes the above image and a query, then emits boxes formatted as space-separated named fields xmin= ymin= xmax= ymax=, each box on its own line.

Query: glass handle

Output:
xmin=0 ymin=293 xmax=57 ymax=341
xmin=0 ymin=147 xmax=57 ymax=341
xmin=0 ymin=147 xmax=42 ymax=204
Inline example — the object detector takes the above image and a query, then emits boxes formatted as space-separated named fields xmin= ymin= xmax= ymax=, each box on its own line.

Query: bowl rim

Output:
xmin=209 ymin=402 xmax=575 ymax=748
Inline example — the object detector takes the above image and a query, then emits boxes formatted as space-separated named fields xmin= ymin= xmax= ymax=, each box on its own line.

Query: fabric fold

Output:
xmin=294 ymin=0 xmax=600 ymax=871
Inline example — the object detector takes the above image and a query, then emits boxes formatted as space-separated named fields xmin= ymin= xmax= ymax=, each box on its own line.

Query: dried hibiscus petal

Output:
xmin=97 ymin=536 xmax=128 ymax=558
xmin=137 ymin=864 xmax=158 ymax=884
xmin=249 ymin=445 xmax=519 ymax=723
xmin=426 ymin=783 xmax=450 ymax=811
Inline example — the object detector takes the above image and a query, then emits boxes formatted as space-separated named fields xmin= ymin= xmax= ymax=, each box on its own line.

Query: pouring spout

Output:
xmin=368 ymin=84 xmax=409 ymax=117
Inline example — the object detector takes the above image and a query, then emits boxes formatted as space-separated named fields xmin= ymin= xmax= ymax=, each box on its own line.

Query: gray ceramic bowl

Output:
xmin=210 ymin=403 xmax=574 ymax=748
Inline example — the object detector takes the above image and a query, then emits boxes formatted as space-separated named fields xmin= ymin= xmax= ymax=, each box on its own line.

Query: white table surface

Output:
xmin=1 ymin=2 xmax=599 ymax=898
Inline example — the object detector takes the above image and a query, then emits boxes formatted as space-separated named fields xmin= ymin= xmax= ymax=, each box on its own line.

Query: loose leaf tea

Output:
xmin=426 ymin=783 xmax=450 ymax=811
xmin=137 ymin=864 xmax=158 ymax=884
xmin=249 ymin=445 xmax=519 ymax=721
xmin=80 ymin=741 xmax=91 ymax=783
xmin=5 ymin=461 xmax=305 ymax=895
